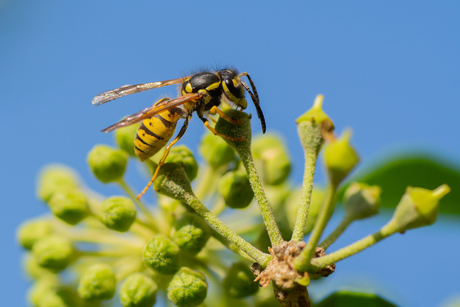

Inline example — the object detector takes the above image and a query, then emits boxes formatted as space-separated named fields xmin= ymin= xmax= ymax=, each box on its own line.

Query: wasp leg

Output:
xmin=209 ymin=105 xmax=243 ymax=125
xmin=198 ymin=111 xmax=244 ymax=142
xmin=137 ymin=117 xmax=190 ymax=200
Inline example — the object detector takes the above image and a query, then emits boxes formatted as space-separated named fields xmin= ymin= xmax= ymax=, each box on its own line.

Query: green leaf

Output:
xmin=339 ymin=153 xmax=460 ymax=215
xmin=314 ymin=290 xmax=397 ymax=307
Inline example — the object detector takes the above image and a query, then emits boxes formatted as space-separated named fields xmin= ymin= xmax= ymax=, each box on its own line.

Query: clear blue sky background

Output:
xmin=1 ymin=1 xmax=459 ymax=306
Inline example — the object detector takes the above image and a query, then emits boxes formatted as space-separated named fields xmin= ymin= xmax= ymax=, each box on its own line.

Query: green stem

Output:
xmin=291 ymin=122 xmax=323 ymax=242
xmin=310 ymin=220 xmax=399 ymax=271
xmin=184 ymin=192 xmax=271 ymax=267
xmin=117 ymin=179 xmax=159 ymax=232
xmin=318 ymin=213 xmax=354 ymax=250
xmin=240 ymin=149 xmax=283 ymax=246
xmin=293 ymin=183 xmax=337 ymax=272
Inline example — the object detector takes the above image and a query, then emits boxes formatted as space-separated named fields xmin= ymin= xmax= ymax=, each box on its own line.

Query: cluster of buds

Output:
xmin=17 ymin=98 xmax=450 ymax=307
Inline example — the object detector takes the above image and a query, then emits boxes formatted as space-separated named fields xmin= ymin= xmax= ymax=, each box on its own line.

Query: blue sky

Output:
xmin=1 ymin=1 xmax=459 ymax=306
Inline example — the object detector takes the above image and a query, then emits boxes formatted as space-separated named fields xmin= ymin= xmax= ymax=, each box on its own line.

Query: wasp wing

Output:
xmin=101 ymin=93 xmax=202 ymax=133
xmin=92 ymin=77 xmax=189 ymax=106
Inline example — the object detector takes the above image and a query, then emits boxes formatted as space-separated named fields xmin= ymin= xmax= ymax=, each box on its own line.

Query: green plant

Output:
xmin=18 ymin=95 xmax=450 ymax=306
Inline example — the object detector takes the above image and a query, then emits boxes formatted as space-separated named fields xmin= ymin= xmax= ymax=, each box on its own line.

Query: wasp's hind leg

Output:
xmin=198 ymin=111 xmax=244 ymax=142
xmin=137 ymin=117 xmax=190 ymax=200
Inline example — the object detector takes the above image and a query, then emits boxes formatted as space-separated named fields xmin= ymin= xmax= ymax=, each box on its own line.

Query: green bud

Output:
xmin=252 ymin=134 xmax=291 ymax=185
xmin=323 ymin=130 xmax=359 ymax=186
xmin=391 ymin=184 xmax=450 ymax=231
xmin=32 ymin=235 xmax=75 ymax=271
xmin=24 ymin=254 xmax=57 ymax=279
xmin=215 ymin=110 xmax=252 ymax=149
xmin=173 ymin=212 xmax=211 ymax=255
xmin=48 ymin=191 xmax=89 ymax=225
xmin=18 ymin=219 xmax=54 ymax=250
xmin=38 ymin=286 xmax=82 ymax=307
xmin=218 ymin=170 xmax=254 ymax=209
xmin=78 ymin=263 xmax=117 ymax=301
xmin=223 ymin=262 xmax=258 ymax=298
xmin=120 ymin=272 xmax=158 ymax=307
xmin=165 ymin=145 xmax=199 ymax=181
xmin=28 ymin=275 xmax=59 ymax=306
xmin=199 ymin=131 xmax=235 ymax=169
xmin=344 ymin=182 xmax=381 ymax=220
xmin=87 ymin=145 xmax=127 ymax=183
xmin=167 ymin=267 xmax=207 ymax=307
xmin=296 ymin=94 xmax=334 ymax=130
xmin=143 ymin=234 xmax=180 ymax=275
xmin=285 ymin=188 xmax=325 ymax=234
xmin=37 ymin=165 xmax=79 ymax=202
xmin=154 ymin=163 xmax=193 ymax=203
xmin=115 ymin=122 xmax=139 ymax=157
xmin=100 ymin=196 xmax=137 ymax=232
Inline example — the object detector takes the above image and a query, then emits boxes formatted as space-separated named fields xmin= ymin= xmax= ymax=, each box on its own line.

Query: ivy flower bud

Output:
xmin=38 ymin=286 xmax=81 ymax=307
xmin=391 ymin=184 xmax=450 ymax=231
xmin=48 ymin=191 xmax=89 ymax=225
xmin=24 ymin=254 xmax=57 ymax=279
xmin=32 ymin=235 xmax=75 ymax=271
xmin=165 ymin=145 xmax=199 ymax=181
xmin=17 ymin=219 xmax=53 ymax=250
xmin=37 ymin=165 xmax=79 ymax=202
xmin=143 ymin=234 xmax=180 ymax=275
xmin=252 ymin=134 xmax=291 ymax=185
xmin=344 ymin=182 xmax=381 ymax=220
xmin=100 ymin=196 xmax=137 ymax=232
xmin=78 ymin=263 xmax=117 ymax=301
xmin=28 ymin=275 xmax=59 ymax=307
xmin=218 ymin=170 xmax=254 ymax=209
xmin=167 ymin=267 xmax=208 ymax=307
xmin=120 ymin=273 xmax=158 ymax=307
xmin=296 ymin=95 xmax=334 ymax=130
xmin=323 ymin=130 xmax=359 ymax=186
xmin=87 ymin=145 xmax=127 ymax=183
xmin=115 ymin=122 xmax=139 ymax=157
xmin=173 ymin=212 xmax=211 ymax=255
xmin=223 ymin=262 xmax=259 ymax=298
xmin=199 ymin=131 xmax=235 ymax=169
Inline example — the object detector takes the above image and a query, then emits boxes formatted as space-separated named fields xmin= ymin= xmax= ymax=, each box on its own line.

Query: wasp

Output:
xmin=92 ymin=68 xmax=266 ymax=199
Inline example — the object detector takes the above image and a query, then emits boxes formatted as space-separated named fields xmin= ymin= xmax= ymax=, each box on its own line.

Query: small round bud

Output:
xmin=167 ymin=267 xmax=207 ymax=307
xmin=173 ymin=212 xmax=211 ymax=255
xmin=218 ymin=170 xmax=254 ymax=209
xmin=120 ymin=272 xmax=158 ymax=307
xmin=37 ymin=165 xmax=79 ymax=202
xmin=38 ymin=286 xmax=81 ymax=307
xmin=17 ymin=219 xmax=53 ymax=250
xmin=344 ymin=182 xmax=381 ymax=220
xmin=48 ymin=191 xmax=89 ymax=225
xmin=323 ymin=130 xmax=359 ymax=186
xmin=199 ymin=132 xmax=235 ymax=169
xmin=115 ymin=122 xmax=139 ymax=157
xmin=100 ymin=196 xmax=137 ymax=232
xmin=223 ymin=262 xmax=259 ymax=298
xmin=391 ymin=184 xmax=450 ymax=231
xmin=165 ymin=145 xmax=198 ymax=181
xmin=153 ymin=163 xmax=194 ymax=203
xmin=252 ymin=134 xmax=291 ymax=185
xmin=24 ymin=254 xmax=57 ymax=279
xmin=78 ymin=263 xmax=117 ymax=301
xmin=28 ymin=275 xmax=59 ymax=307
xmin=143 ymin=235 xmax=180 ymax=275
xmin=215 ymin=110 xmax=252 ymax=149
xmin=87 ymin=145 xmax=127 ymax=183
xmin=296 ymin=95 xmax=334 ymax=130
xmin=32 ymin=235 xmax=75 ymax=271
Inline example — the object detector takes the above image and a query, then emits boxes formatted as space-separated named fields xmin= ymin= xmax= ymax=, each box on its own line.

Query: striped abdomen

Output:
xmin=134 ymin=111 xmax=179 ymax=161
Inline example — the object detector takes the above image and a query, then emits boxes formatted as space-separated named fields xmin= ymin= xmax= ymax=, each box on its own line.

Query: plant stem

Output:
xmin=291 ymin=121 xmax=323 ymax=242
xmin=310 ymin=220 xmax=399 ymax=271
xmin=293 ymin=183 xmax=338 ymax=272
xmin=117 ymin=179 xmax=159 ymax=232
xmin=318 ymin=213 xmax=355 ymax=250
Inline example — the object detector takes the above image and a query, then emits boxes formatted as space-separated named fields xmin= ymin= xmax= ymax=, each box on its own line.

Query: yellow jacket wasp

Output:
xmin=92 ymin=68 xmax=266 ymax=199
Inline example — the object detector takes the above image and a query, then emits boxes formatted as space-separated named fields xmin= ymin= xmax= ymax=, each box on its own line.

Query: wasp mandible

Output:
xmin=93 ymin=68 xmax=266 ymax=199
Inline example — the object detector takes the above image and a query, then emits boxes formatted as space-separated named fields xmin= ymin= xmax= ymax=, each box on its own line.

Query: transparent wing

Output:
xmin=92 ymin=76 xmax=189 ymax=106
xmin=101 ymin=93 xmax=202 ymax=132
